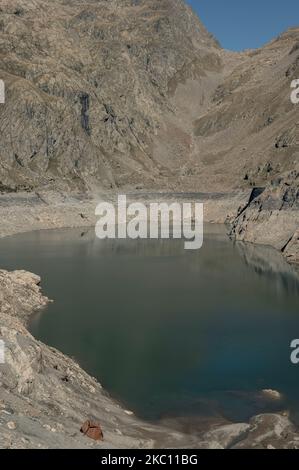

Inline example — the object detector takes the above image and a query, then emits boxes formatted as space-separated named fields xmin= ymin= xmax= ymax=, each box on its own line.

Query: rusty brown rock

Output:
xmin=80 ymin=420 xmax=103 ymax=441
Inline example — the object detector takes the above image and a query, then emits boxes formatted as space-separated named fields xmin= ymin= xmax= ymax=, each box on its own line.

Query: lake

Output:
xmin=0 ymin=225 xmax=299 ymax=427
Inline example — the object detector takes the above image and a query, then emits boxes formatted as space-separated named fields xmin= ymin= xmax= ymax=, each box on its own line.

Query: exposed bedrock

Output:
xmin=230 ymin=169 xmax=299 ymax=264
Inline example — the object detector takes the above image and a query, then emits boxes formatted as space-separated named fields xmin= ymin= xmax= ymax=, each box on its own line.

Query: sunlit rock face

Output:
xmin=0 ymin=0 xmax=221 ymax=193
xmin=1 ymin=0 xmax=297 ymax=195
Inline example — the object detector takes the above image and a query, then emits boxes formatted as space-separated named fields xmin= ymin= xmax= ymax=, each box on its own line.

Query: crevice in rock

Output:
xmin=80 ymin=93 xmax=91 ymax=135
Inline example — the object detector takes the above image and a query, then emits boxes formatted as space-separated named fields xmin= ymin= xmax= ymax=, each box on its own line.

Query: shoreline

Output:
xmin=0 ymin=189 xmax=297 ymax=266
xmin=0 ymin=191 xmax=299 ymax=448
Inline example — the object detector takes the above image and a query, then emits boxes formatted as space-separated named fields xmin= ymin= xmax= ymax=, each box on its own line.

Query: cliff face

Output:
xmin=0 ymin=0 xmax=221 ymax=193
xmin=193 ymin=28 xmax=299 ymax=192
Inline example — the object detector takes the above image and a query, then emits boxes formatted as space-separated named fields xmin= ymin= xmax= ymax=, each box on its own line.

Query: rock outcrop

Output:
xmin=230 ymin=169 xmax=299 ymax=264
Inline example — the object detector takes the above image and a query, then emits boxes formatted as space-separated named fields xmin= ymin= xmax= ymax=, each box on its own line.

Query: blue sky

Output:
xmin=187 ymin=0 xmax=299 ymax=51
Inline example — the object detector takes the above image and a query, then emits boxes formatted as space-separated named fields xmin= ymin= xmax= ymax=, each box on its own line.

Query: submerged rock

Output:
xmin=261 ymin=390 xmax=283 ymax=401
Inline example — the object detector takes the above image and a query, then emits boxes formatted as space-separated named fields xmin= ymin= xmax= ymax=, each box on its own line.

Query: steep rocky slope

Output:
xmin=0 ymin=0 xmax=298 ymax=196
xmin=192 ymin=28 xmax=299 ymax=191
xmin=230 ymin=168 xmax=299 ymax=263
xmin=0 ymin=0 xmax=221 ymax=193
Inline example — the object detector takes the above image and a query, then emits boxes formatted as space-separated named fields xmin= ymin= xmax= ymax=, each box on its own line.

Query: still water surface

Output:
xmin=0 ymin=225 xmax=299 ymax=425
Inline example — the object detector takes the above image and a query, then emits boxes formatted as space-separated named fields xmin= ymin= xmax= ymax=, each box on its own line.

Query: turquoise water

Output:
xmin=0 ymin=225 xmax=299 ymax=425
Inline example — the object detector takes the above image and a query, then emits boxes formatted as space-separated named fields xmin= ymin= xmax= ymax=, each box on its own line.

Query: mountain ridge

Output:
xmin=0 ymin=0 xmax=298 ymax=194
